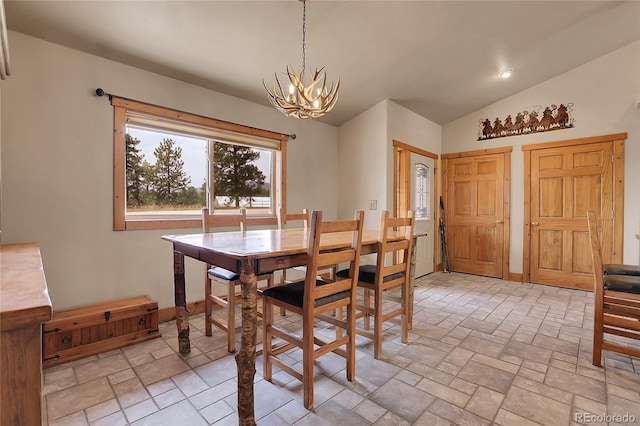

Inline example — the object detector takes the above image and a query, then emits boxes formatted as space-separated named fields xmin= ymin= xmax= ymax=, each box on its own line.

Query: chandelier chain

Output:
xmin=301 ymin=0 xmax=306 ymax=74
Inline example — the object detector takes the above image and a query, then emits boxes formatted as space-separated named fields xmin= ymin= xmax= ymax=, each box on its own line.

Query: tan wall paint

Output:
xmin=337 ymin=100 xmax=388 ymax=230
xmin=443 ymin=41 xmax=640 ymax=271
xmin=0 ymin=32 xmax=339 ymax=310
xmin=338 ymin=100 xmax=441 ymax=228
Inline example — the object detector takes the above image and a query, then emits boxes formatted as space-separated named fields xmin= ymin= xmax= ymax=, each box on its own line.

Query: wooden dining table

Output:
xmin=163 ymin=227 xmax=423 ymax=425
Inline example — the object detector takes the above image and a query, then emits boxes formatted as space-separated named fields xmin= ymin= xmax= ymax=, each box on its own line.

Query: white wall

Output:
xmin=337 ymin=99 xmax=388 ymax=230
xmin=0 ymin=32 xmax=339 ymax=310
xmin=443 ymin=41 xmax=640 ymax=271
xmin=337 ymin=100 xmax=442 ymax=229
xmin=387 ymin=101 xmax=442 ymax=206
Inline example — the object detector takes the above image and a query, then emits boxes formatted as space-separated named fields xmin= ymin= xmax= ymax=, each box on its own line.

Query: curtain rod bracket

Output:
xmin=290 ymin=134 xmax=296 ymax=140
xmin=95 ymin=88 xmax=112 ymax=99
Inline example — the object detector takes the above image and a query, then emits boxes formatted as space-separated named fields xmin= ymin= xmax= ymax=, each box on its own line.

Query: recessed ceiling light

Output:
xmin=498 ymin=68 xmax=513 ymax=79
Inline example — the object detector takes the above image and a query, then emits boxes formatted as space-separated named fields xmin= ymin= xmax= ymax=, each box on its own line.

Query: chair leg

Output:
xmin=593 ymin=294 xmax=604 ymax=367
xmin=374 ymin=288 xmax=383 ymax=360
xmin=401 ymin=283 xmax=409 ymax=344
xmin=302 ymin=312 xmax=315 ymax=409
xmin=263 ymin=298 xmax=273 ymax=381
xmin=335 ymin=306 xmax=344 ymax=340
xmin=205 ymin=274 xmax=212 ymax=337
xmin=346 ymin=302 xmax=356 ymax=381
xmin=363 ymin=288 xmax=371 ymax=330
xmin=276 ymin=272 xmax=286 ymax=316
xmin=227 ymin=282 xmax=236 ymax=353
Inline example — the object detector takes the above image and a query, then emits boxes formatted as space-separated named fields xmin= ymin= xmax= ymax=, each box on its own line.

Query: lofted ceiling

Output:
xmin=4 ymin=0 xmax=640 ymax=126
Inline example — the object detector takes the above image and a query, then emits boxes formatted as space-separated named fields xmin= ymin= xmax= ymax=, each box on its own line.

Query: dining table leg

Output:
xmin=236 ymin=257 xmax=257 ymax=426
xmin=173 ymin=250 xmax=190 ymax=354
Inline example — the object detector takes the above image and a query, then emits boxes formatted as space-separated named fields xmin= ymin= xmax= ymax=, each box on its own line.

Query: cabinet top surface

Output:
xmin=1 ymin=243 xmax=52 ymax=328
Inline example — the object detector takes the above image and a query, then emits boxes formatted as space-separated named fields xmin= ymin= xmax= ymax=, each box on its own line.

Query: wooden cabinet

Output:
xmin=0 ymin=243 xmax=52 ymax=425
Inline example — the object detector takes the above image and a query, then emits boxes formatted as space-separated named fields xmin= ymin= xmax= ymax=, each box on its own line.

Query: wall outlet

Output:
xmin=369 ymin=200 xmax=377 ymax=210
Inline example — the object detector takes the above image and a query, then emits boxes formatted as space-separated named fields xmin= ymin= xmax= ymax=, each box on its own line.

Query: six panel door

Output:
xmin=529 ymin=142 xmax=613 ymax=289
xmin=445 ymin=153 xmax=505 ymax=277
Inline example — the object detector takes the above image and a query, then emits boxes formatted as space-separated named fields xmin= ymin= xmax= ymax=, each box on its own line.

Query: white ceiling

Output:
xmin=5 ymin=1 xmax=640 ymax=126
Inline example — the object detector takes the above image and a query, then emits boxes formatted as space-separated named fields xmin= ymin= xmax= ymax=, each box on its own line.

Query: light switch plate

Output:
xmin=369 ymin=200 xmax=377 ymax=210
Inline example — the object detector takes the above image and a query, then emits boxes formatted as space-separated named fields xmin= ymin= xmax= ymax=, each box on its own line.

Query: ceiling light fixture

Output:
xmin=263 ymin=0 xmax=339 ymax=119
xmin=498 ymin=68 xmax=514 ymax=79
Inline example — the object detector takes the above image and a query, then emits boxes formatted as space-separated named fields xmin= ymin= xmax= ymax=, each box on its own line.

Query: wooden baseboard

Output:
xmin=508 ymin=272 xmax=523 ymax=282
xmin=432 ymin=264 xmax=523 ymax=283
xmin=158 ymin=300 xmax=206 ymax=323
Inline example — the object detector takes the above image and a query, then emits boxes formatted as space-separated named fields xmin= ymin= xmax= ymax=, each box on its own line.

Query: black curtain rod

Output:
xmin=95 ymin=88 xmax=297 ymax=140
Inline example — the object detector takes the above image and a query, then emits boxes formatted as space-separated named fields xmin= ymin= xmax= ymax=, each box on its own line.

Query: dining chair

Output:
xmin=278 ymin=208 xmax=337 ymax=282
xmin=240 ymin=208 xmax=274 ymax=232
xmin=202 ymin=208 xmax=273 ymax=353
xmin=277 ymin=207 xmax=310 ymax=230
xmin=587 ymin=210 xmax=640 ymax=366
xmin=338 ymin=210 xmax=415 ymax=360
xmin=261 ymin=210 xmax=364 ymax=409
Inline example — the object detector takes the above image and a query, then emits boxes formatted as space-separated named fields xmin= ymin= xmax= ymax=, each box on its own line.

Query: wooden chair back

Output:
xmin=202 ymin=208 xmax=242 ymax=232
xmin=304 ymin=210 xmax=364 ymax=311
xmin=277 ymin=208 xmax=310 ymax=229
xmin=374 ymin=210 xmax=415 ymax=290
xmin=240 ymin=208 xmax=275 ymax=231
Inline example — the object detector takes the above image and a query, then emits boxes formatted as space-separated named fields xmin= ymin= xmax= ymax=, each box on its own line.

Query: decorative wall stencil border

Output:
xmin=478 ymin=103 xmax=574 ymax=141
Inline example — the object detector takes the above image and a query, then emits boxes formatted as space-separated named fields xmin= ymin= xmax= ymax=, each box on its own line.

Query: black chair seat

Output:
xmin=208 ymin=267 xmax=240 ymax=281
xmin=337 ymin=264 xmax=404 ymax=284
xmin=262 ymin=279 xmax=350 ymax=308
xmin=604 ymin=274 xmax=640 ymax=294
xmin=604 ymin=264 xmax=640 ymax=276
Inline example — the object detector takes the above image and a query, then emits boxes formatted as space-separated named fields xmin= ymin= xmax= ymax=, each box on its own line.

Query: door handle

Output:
xmin=496 ymin=220 xmax=503 ymax=224
xmin=531 ymin=221 xmax=539 ymax=226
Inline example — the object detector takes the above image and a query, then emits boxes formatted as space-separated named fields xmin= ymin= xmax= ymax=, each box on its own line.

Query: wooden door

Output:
xmin=393 ymin=141 xmax=438 ymax=274
xmin=411 ymin=153 xmax=435 ymax=277
xmin=525 ymin=135 xmax=625 ymax=290
xmin=443 ymin=149 xmax=511 ymax=278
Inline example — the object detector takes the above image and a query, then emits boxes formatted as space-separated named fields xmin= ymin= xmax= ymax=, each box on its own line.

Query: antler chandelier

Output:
xmin=264 ymin=0 xmax=339 ymax=119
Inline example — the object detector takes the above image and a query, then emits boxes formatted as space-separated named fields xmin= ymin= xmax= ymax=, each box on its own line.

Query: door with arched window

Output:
xmin=411 ymin=155 xmax=435 ymax=277
xmin=394 ymin=141 xmax=437 ymax=277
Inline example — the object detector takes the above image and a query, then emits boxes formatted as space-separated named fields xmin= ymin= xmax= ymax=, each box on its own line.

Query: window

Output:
xmin=111 ymin=97 xmax=288 ymax=230
xmin=414 ymin=163 xmax=430 ymax=219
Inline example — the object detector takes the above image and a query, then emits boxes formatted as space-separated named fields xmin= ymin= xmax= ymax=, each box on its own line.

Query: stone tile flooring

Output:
xmin=44 ymin=272 xmax=640 ymax=425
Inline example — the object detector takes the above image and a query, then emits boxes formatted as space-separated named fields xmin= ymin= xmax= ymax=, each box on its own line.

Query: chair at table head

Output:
xmin=201 ymin=208 xmax=272 ymax=353
xmin=277 ymin=207 xmax=310 ymax=229
xmin=587 ymin=210 xmax=640 ymax=366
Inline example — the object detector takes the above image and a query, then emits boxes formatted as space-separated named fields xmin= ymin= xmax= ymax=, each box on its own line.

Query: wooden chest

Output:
xmin=43 ymin=295 xmax=160 ymax=368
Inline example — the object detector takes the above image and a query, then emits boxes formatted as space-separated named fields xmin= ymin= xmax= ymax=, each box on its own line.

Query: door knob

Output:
xmin=531 ymin=221 xmax=539 ymax=226
xmin=496 ymin=220 xmax=503 ymax=224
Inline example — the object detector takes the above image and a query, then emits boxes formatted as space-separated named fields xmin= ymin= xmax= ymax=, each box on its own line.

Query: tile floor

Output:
xmin=43 ymin=272 xmax=640 ymax=425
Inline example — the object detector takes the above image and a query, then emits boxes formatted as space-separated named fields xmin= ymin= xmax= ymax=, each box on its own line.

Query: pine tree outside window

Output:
xmin=111 ymin=97 xmax=288 ymax=230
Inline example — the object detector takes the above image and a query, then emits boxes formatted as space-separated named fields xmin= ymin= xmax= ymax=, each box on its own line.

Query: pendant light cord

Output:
xmin=301 ymin=0 xmax=306 ymax=75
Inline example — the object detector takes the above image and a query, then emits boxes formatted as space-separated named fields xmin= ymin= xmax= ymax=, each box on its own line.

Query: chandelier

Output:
xmin=264 ymin=0 xmax=339 ymax=119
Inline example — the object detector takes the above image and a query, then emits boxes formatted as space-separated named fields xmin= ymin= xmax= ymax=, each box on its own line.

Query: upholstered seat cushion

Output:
xmin=262 ymin=279 xmax=350 ymax=308
xmin=337 ymin=264 xmax=404 ymax=284
xmin=603 ymin=274 xmax=640 ymax=294
xmin=208 ymin=266 xmax=240 ymax=281
xmin=604 ymin=264 xmax=640 ymax=276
